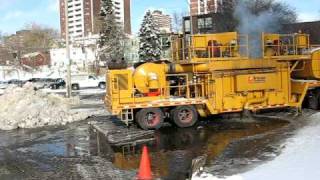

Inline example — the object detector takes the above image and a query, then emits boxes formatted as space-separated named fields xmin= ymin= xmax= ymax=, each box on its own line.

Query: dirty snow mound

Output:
xmin=0 ymin=84 xmax=87 ymax=130
xmin=192 ymin=171 xmax=242 ymax=180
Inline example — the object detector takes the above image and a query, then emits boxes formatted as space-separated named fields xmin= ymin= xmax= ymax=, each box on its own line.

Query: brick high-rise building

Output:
xmin=60 ymin=0 xmax=131 ymax=39
xmin=190 ymin=0 xmax=222 ymax=15
xmin=151 ymin=10 xmax=172 ymax=33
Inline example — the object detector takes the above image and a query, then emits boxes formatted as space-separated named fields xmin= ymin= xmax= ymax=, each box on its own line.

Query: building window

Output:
xmin=197 ymin=17 xmax=213 ymax=31
xmin=198 ymin=18 xmax=205 ymax=29
xmin=184 ymin=20 xmax=190 ymax=32
xmin=205 ymin=17 xmax=213 ymax=28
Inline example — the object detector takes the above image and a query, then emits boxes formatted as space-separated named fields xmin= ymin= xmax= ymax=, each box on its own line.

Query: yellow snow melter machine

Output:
xmin=105 ymin=32 xmax=320 ymax=130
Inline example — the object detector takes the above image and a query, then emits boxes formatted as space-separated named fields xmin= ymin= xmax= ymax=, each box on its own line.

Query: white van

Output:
xmin=70 ymin=75 xmax=106 ymax=90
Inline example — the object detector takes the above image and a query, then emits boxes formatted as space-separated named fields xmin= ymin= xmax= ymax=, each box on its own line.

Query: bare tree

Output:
xmin=172 ymin=12 xmax=186 ymax=33
xmin=245 ymin=0 xmax=297 ymax=25
xmin=22 ymin=23 xmax=59 ymax=51
xmin=0 ymin=46 xmax=14 ymax=65
xmin=212 ymin=0 xmax=297 ymax=32
xmin=213 ymin=0 xmax=238 ymax=32
xmin=1 ymin=23 xmax=58 ymax=66
xmin=3 ymin=23 xmax=58 ymax=54
xmin=0 ymin=31 xmax=3 ymax=44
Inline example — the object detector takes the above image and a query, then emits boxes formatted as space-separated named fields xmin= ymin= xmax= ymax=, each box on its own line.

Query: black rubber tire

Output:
xmin=72 ymin=84 xmax=80 ymax=90
xmin=242 ymin=109 xmax=253 ymax=118
xmin=171 ymin=106 xmax=198 ymax=128
xmin=136 ymin=108 xmax=164 ymax=130
xmin=98 ymin=82 xmax=106 ymax=89
xmin=308 ymin=91 xmax=320 ymax=110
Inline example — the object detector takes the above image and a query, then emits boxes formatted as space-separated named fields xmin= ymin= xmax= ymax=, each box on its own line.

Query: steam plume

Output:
xmin=234 ymin=1 xmax=281 ymax=58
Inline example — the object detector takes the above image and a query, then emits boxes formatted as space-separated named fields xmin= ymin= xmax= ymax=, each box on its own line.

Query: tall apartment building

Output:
xmin=151 ymin=10 xmax=172 ymax=33
xmin=60 ymin=0 xmax=131 ymax=40
xmin=190 ymin=0 xmax=222 ymax=15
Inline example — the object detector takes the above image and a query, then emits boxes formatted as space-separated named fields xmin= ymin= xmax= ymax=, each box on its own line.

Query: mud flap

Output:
xmin=195 ymin=104 xmax=207 ymax=117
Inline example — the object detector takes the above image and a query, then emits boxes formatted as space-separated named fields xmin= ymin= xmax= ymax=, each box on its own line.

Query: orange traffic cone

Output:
xmin=137 ymin=145 xmax=152 ymax=180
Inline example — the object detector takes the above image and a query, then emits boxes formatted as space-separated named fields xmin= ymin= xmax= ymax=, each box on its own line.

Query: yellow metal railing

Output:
xmin=109 ymin=74 xmax=208 ymax=106
xmin=171 ymin=34 xmax=249 ymax=63
xmin=262 ymin=33 xmax=311 ymax=58
xmin=311 ymin=45 xmax=320 ymax=50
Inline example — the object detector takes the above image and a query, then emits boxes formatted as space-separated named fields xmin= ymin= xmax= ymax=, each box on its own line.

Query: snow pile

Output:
xmin=0 ymin=84 xmax=88 ymax=130
xmin=192 ymin=112 xmax=320 ymax=180
xmin=192 ymin=171 xmax=242 ymax=180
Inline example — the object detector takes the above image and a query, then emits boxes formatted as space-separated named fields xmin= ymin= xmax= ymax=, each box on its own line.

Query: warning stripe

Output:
xmin=249 ymin=104 xmax=287 ymax=110
xmin=116 ymin=99 xmax=206 ymax=110
xmin=224 ymin=108 xmax=242 ymax=112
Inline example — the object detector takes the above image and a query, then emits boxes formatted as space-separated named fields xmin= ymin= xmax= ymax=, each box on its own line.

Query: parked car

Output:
xmin=27 ymin=78 xmax=56 ymax=89
xmin=49 ymin=78 xmax=66 ymax=89
xmin=43 ymin=78 xmax=56 ymax=88
xmin=27 ymin=78 xmax=46 ymax=89
xmin=0 ymin=81 xmax=9 ymax=89
xmin=70 ymin=75 xmax=106 ymax=90
xmin=8 ymin=79 xmax=25 ymax=87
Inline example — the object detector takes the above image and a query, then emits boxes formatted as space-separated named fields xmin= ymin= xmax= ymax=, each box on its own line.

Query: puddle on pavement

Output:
xmin=89 ymin=118 xmax=288 ymax=179
xmin=0 ymin=117 xmax=288 ymax=180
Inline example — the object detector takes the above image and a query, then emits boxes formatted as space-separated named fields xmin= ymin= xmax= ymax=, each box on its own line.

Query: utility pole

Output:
xmin=65 ymin=0 xmax=72 ymax=98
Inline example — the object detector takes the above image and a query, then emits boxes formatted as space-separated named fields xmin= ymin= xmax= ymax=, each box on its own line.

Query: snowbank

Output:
xmin=192 ymin=172 xmax=242 ymax=180
xmin=0 ymin=84 xmax=88 ymax=130
xmin=192 ymin=113 xmax=320 ymax=180
xmin=0 ymin=65 xmax=67 ymax=81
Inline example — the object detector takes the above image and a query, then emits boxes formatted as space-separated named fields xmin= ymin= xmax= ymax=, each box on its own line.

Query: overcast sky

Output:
xmin=0 ymin=0 xmax=319 ymax=35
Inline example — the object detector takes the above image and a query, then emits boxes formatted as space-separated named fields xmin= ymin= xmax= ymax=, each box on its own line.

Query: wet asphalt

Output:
xmin=0 ymin=89 xmax=316 ymax=180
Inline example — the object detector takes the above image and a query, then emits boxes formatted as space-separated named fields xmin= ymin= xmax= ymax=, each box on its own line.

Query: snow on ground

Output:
xmin=42 ymin=88 xmax=105 ymax=95
xmin=0 ymin=83 xmax=99 ymax=131
xmin=192 ymin=112 xmax=320 ymax=180
xmin=0 ymin=66 xmax=64 ymax=81
xmin=0 ymin=64 xmax=89 ymax=81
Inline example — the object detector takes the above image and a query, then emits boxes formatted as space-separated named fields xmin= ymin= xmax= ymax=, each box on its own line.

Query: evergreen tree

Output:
xmin=98 ymin=0 xmax=125 ymax=64
xmin=138 ymin=11 xmax=161 ymax=62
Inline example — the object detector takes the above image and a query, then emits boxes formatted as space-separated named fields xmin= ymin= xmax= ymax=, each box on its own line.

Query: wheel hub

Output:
xmin=145 ymin=112 xmax=160 ymax=126
xmin=178 ymin=109 xmax=193 ymax=122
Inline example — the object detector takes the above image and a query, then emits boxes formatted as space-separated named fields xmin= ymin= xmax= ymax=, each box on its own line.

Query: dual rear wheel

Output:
xmin=135 ymin=106 xmax=198 ymax=130
xmin=170 ymin=106 xmax=198 ymax=128
xmin=135 ymin=108 xmax=164 ymax=130
xmin=307 ymin=90 xmax=320 ymax=110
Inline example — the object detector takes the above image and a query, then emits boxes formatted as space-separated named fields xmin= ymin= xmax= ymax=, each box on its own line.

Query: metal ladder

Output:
xmin=121 ymin=109 xmax=134 ymax=126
